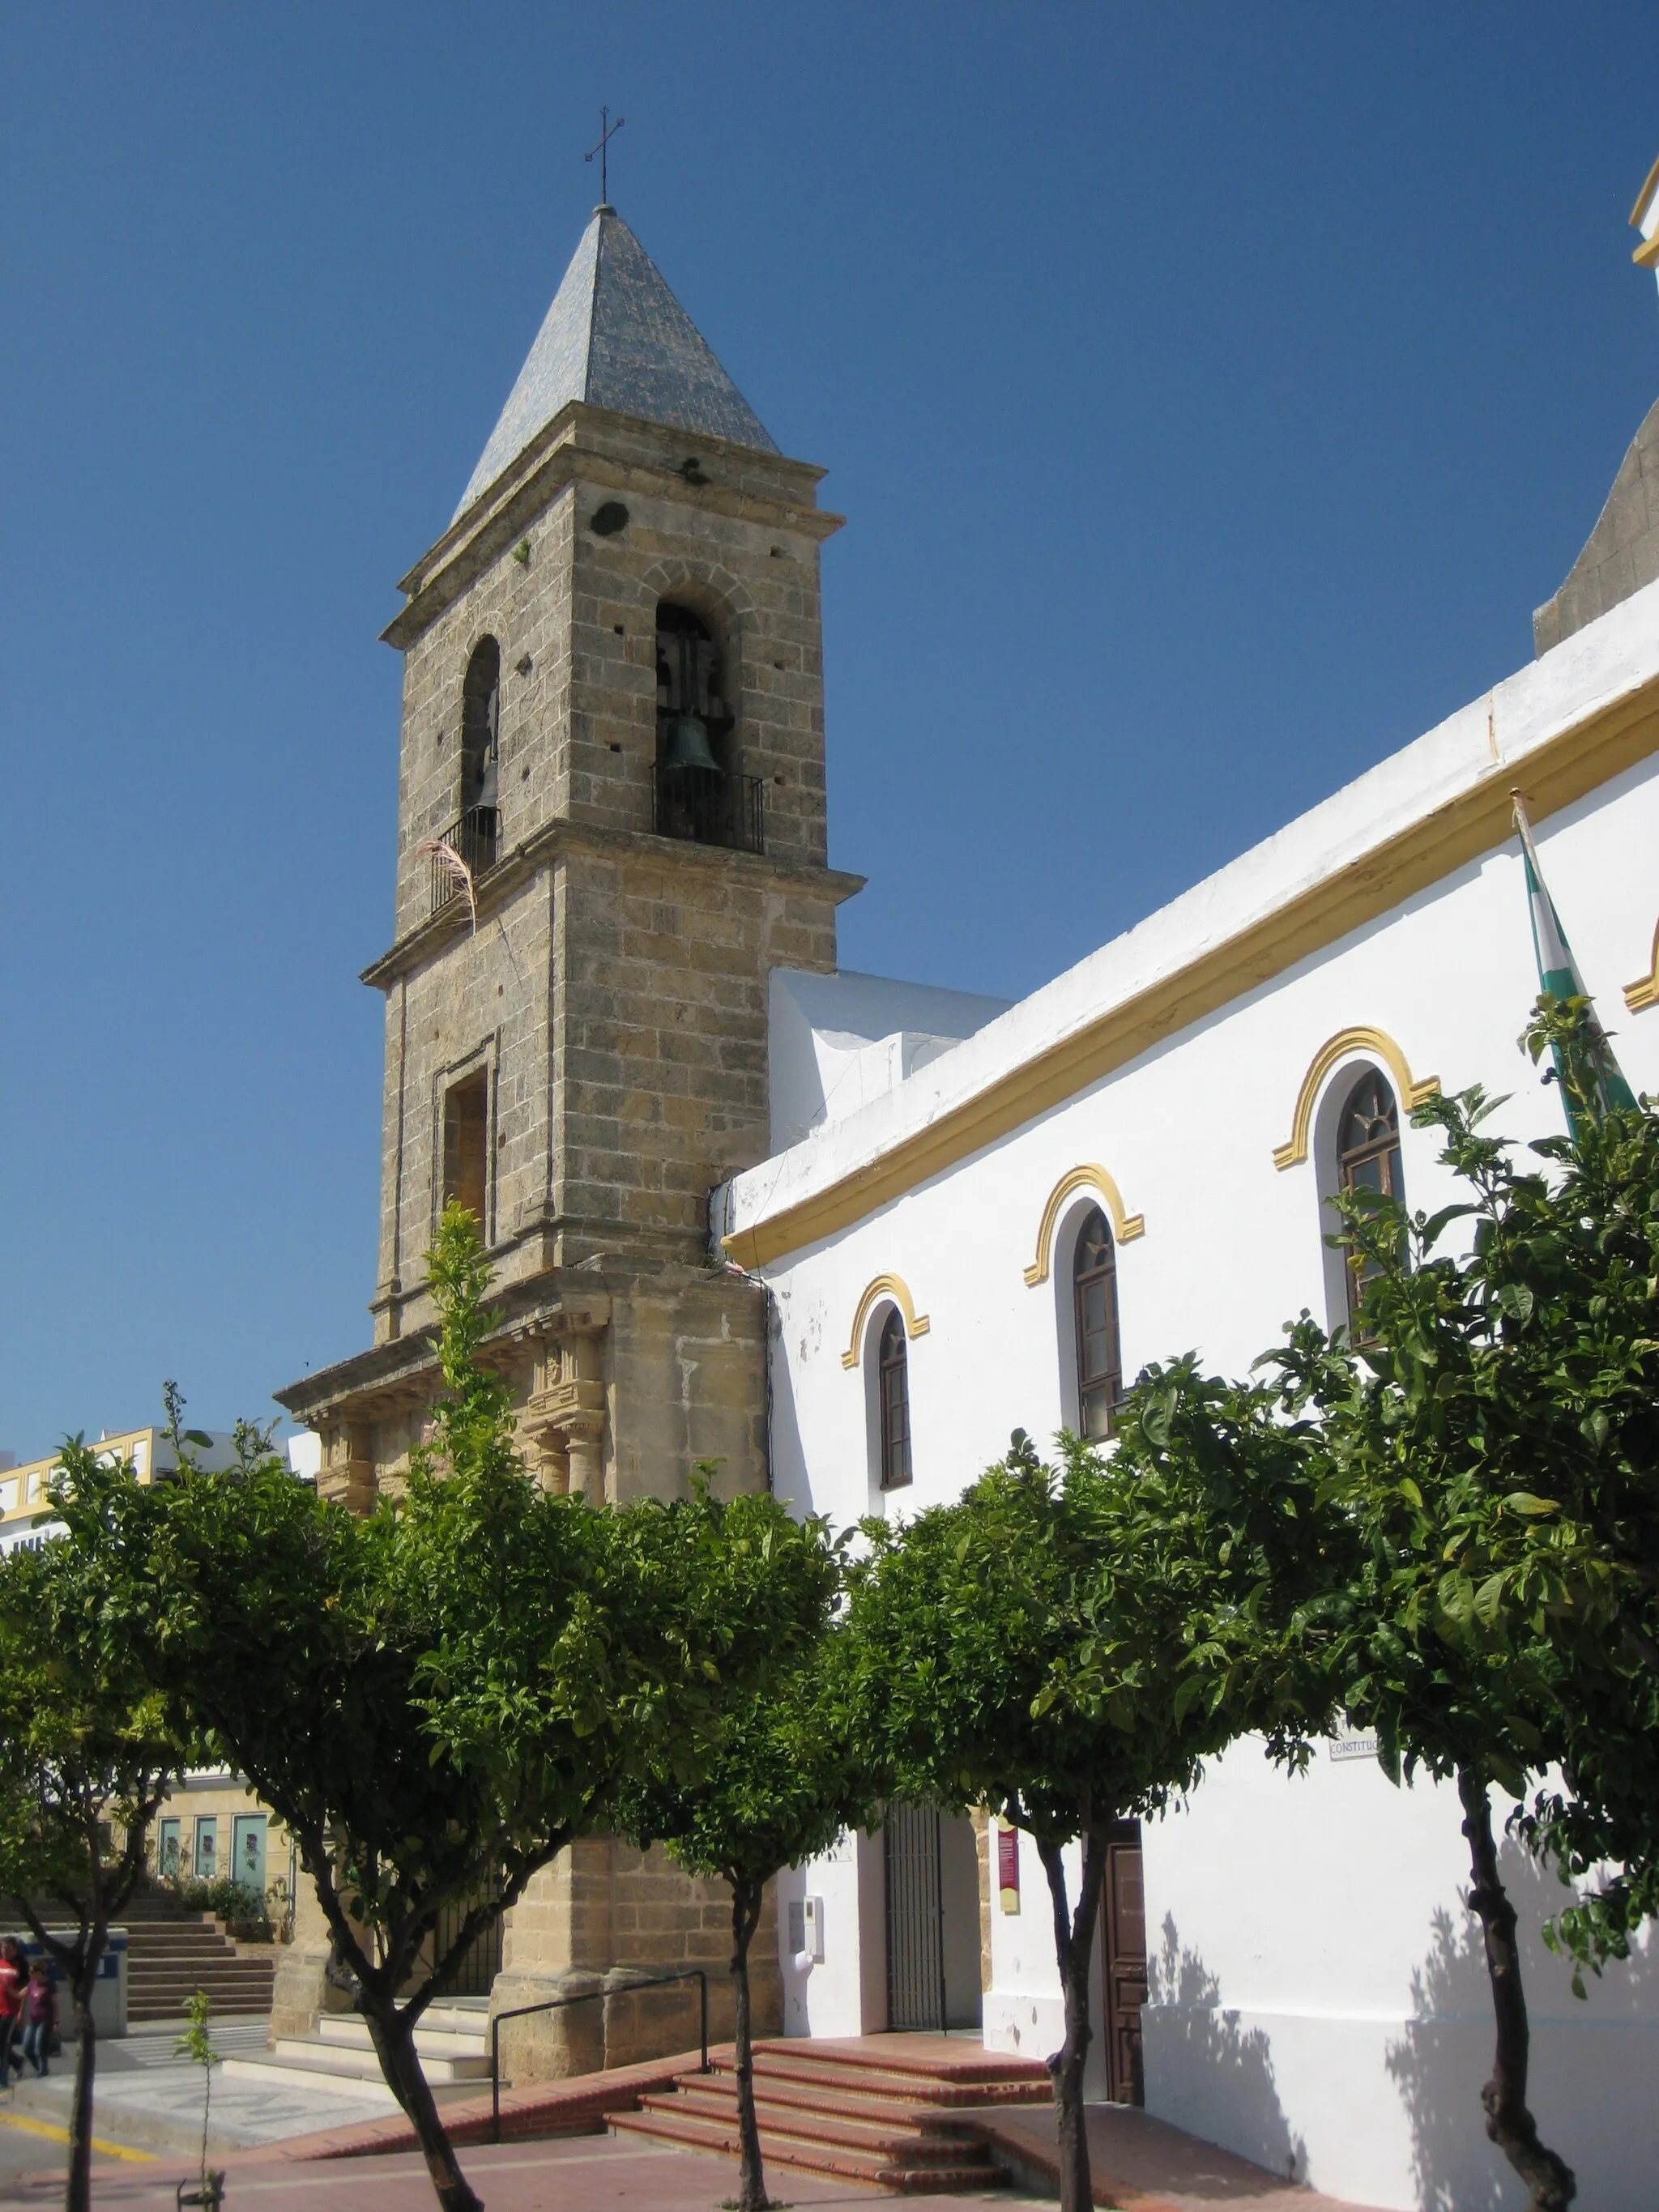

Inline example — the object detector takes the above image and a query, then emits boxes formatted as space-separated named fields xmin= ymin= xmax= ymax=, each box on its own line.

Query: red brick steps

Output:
xmin=608 ymin=2036 xmax=1051 ymax=2193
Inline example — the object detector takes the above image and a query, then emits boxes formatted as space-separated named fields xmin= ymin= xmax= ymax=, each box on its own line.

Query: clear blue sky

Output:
xmin=2 ymin=6 xmax=1656 ymax=1459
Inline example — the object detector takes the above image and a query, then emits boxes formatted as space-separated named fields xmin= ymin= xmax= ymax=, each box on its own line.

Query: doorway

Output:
xmin=1099 ymin=1820 xmax=1146 ymax=2104
xmin=884 ymin=1806 xmax=983 ymax=2032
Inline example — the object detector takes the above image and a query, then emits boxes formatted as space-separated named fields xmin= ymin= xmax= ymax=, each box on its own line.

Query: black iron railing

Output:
xmin=489 ymin=1967 xmax=709 ymax=2142
xmin=429 ymin=805 xmax=499 ymax=918
xmin=653 ymin=763 xmax=764 ymax=856
xmin=432 ymin=1874 xmax=505 ymax=1998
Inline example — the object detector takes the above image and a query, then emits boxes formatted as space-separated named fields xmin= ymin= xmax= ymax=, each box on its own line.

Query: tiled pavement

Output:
xmin=0 ymin=2034 xmax=1393 ymax=2212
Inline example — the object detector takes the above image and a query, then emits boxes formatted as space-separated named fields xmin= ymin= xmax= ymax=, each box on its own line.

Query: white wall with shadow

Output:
xmin=1141 ymin=1738 xmax=1659 ymax=2210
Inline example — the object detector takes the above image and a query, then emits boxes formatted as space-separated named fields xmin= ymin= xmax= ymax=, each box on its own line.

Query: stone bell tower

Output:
xmin=275 ymin=202 xmax=859 ymax=2065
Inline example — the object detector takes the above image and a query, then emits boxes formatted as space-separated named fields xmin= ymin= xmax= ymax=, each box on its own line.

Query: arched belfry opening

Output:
xmin=458 ymin=636 xmax=501 ymax=876
xmin=653 ymin=602 xmax=762 ymax=854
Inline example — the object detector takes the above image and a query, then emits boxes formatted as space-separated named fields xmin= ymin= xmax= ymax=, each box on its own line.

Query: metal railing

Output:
xmin=653 ymin=763 xmax=765 ymax=856
xmin=429 ymin=805 xmax=500 ymax=918
xmin=489 ymin=1966 xmax=709 ymax=2142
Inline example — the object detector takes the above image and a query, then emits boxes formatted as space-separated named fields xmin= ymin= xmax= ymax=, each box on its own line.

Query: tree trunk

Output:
xmin=729 ymin=1877 xmax=770 ymax=2212
xmin=65 ymin=1973 xmax=98 ymax=2212
xmin=1036 ymin=1829 xmax=1110 ymax=2212
xmin=360 ymin=1993 xmax=481 ymax=2212
xmin=1457 ymin=1767 xmax=1575 ymax=2212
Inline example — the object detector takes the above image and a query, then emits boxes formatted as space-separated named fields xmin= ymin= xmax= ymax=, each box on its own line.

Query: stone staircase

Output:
xmin=93 ymin=1887 xmax=275 ymax=2024
xmin=221 ymin=1997 xmax=491 ymax=2103
xmin=609 ymin=2036 xmax=1051 ymax=2192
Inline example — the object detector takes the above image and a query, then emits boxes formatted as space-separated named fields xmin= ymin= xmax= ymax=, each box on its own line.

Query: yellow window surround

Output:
xmin=842 ymin=1273 xmax=930 ymax=1370
xmin=1623 ymin=918 xmax=1659 ymax=1012
xmin=1022 ymin=1165 xmax=1145 ymax=1288
xmin=1273 ymin=1027 xmax=1439 ymax=1171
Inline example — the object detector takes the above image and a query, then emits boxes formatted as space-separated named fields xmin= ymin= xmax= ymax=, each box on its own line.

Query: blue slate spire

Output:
xmin=454 ymin=208 xmax=778 ymax=520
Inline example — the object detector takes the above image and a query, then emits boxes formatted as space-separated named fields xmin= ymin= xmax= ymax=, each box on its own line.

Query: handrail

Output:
xmin=489 ymin=1967 xmax=709 ymax=2143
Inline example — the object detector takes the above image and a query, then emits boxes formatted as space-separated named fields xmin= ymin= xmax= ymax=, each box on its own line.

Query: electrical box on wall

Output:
xmin=787 ymin=1896 xmax=826 ymax=1963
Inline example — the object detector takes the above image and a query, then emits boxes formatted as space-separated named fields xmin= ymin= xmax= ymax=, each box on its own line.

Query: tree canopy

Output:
xmin=124 ymin=1210 xmax=838 ymax=2212
xmin=0 ymin=1438 xmax=189 ymax=2212
xmin=839 ymin=1409 xmax=1336 ymax=2212
xmin=619 ymin=1514 xmax=863 ymax=2212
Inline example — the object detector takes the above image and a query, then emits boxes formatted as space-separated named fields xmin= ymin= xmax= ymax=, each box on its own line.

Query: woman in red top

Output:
xmin=0 ymin=1938 xmax=25 ymax=2083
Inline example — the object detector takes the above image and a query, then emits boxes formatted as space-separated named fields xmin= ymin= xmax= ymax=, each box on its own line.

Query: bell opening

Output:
xmin=655 ymin=602 xmax=733 ymax=775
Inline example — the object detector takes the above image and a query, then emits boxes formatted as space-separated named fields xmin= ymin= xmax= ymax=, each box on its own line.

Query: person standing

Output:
xmin=19 ymin=1963 xmax=57 ymax=2078
xmin=0 ymin=1939 xmax=26 ymax=2085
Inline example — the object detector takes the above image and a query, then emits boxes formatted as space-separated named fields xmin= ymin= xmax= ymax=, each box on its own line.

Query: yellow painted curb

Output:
xmin=0 ymin=2108 xmax=154 ymax=2162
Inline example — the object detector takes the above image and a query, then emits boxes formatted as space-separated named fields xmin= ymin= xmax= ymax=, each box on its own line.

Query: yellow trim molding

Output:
xmin=841 ymin=1274 xmax=931 ymax=1370
xmin=1624 ymin=919 xmax=1659 ymax=1013
xmin=1273 ymin=1028 xmax=1440 ymax=1171
xmin=1023 ymin=1166 xmax=1145 ymax=1287
xmin=720 ymin=677 xmax=1659 ymax=1270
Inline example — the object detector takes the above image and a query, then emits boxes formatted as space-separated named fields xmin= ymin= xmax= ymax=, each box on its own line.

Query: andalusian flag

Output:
xmin=1512 ymin=791 xmax=1636 ymax=1130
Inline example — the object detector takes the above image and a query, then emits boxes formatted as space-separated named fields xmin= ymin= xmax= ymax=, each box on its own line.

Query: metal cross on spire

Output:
xmin=585 ymin=105 xmax=625 ymax=208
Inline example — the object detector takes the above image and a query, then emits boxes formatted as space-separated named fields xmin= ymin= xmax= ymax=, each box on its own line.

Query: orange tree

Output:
xmin=120 ymin=1212 xmax=829 ymax=2212
xmin=0 ymin=1442 xmax=186 ymax=2212
xmin=617 ymin=1576 xmax=871 ymax=2212
xmin=838 ymin=1410 xmax=1338 ymax=2212
xmin=1252 ymin=1004 xmax=1659 ymax=2212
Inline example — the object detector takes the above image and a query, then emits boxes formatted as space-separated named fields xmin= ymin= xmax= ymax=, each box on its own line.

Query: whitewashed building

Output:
xmin=721 ymin=181 xmax=1659 ymax=2211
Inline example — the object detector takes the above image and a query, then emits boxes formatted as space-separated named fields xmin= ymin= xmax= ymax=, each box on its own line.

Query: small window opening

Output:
xmin=443 ymin=1070 xmax=490 ymax=1230
xmin=653 ymin=603 xmax=762 ymax=854
xmin=1073 ymin=1206 xmax=1123 ymax=1441
xmin=878 ymin=1307 xmax=913 ymax=1490
xmin=1337 ymin=1070 xmax=1404 ymax=1332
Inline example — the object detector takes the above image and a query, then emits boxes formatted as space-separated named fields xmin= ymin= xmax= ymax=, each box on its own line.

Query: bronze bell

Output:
xmin=663 ymin=713 xmax=720 ymax=773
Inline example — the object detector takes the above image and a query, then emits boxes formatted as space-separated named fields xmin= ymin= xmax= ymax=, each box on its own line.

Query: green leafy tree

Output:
xmin=127 ymin=1210 xmax=834 ymax=2212
xmin=0 ymin=1442 xmax=187 ymax=2212
xmin=618 ymin=1531 xmax=866 ymax=2212
xmin=1252 ymin=998 xmax=1659 ymax=2212
xmin=839 ymin=1415 xmax=1335 ymax=2212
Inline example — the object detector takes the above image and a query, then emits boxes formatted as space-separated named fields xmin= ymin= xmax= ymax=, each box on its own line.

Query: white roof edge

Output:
xmin=724 ymin=576 xmax=1659 ymax=1239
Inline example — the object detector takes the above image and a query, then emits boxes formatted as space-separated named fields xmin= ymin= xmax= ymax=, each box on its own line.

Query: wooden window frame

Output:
xmin=1336 ymin=1068 xmax=1404 ymax=1333
xmin=877 ymin=1306 xmax=913 ymax=1491
xmin=1072 ymin=1204 xmax=1123 ymax=1441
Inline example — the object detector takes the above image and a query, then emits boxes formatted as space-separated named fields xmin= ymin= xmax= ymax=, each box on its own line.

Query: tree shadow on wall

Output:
xmin=1386 ymin=1831 xmax=1659 ymax=2212
xmin=1145 ymin=1915 xmax=1309 ymax=2187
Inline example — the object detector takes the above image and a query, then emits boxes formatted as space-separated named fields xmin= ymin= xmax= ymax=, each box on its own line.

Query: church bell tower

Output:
xmin=274 ymin=201 xmax=858 ymax=2059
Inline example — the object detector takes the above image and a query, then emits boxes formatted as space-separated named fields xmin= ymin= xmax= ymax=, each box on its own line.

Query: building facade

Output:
xmin=276 ymin=160 xmax=1659 ymax=2197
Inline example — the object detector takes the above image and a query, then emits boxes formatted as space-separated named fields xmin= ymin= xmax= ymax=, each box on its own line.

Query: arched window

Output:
xmin=1072 ymin=1205 xmax=1122 ymax=1440
xmin=460 ymin=638 xmax=501 ymax=864
xmin=1336 ymin=1069 xmax=1404 ymax=1332
xmin=877 ymin=1307 xmax=913 ymax=1491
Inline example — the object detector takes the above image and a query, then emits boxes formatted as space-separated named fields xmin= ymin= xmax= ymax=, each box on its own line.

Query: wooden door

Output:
xmin=1101 ymin=1821 xmax=1145 ymax=2105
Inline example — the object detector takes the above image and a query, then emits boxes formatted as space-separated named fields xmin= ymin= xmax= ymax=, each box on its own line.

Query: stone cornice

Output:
xmin=384 ymin=403 xmax=840 ymax=651
xmin=275 ymin=1281 xmax=614 ymax=1426
xmin=360 ymin=820 xmax=864 ymax=992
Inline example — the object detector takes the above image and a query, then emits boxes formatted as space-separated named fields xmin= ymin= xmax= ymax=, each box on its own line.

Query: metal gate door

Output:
xmin=885 ymin=1805 xmax=945 ymax=2032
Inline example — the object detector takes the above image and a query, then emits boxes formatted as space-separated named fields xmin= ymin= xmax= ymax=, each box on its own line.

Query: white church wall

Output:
xmin=1142 ymin=1741 xmax=1659 ymax=2210
xmin=740 ymin=586 xmax=1659 ymax=2206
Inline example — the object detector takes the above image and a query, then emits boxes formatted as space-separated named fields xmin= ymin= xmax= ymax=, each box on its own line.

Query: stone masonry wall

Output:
xmin=492 ymin=1840 xmax=780 ymax=2083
